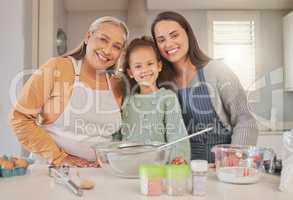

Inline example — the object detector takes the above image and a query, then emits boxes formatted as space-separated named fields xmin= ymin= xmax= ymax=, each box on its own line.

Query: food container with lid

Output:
xmin=139 ymin=164 xmax=165 ymax=196
xmin=190 ymin=160 xmax=208 ymax=196
xmin=165 ymin=164 xmax=190 ymax=196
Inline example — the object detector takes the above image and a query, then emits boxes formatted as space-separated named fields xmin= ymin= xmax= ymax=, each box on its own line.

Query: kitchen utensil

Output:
xmin=49 ymin=166 xmax=83 ymax=196
xmin=48 ymin=165 xmax=70 ymax=177
xmin=118 ymin=127 xmax=213 ymax=150
xmin=92 ymin=127 xmax=213 ymax=178
xmin=211 ymin=144 xmax=275 ymax=184
xmin=118 ymin=142 xmax=162 ymax=149
xmin=157 ymin=127 xmax=213 ymax=150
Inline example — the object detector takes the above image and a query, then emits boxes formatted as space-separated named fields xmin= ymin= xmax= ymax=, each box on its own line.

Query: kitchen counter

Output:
xmin=0 ymin=165 xmax=292 ymax=200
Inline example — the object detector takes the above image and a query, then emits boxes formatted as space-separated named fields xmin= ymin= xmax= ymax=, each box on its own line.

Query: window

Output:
xmin=208 ymin=12 xmax=260 ymax=90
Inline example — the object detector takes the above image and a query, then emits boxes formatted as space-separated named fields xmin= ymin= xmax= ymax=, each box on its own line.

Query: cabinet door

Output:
xmin=257 ymin=133 xmax=283 ymax=158
xmin=284 ymin=12 xmax=293 ymax=91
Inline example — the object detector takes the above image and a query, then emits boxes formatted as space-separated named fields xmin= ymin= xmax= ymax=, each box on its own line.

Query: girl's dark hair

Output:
xmin=123 ymin=36 xmax=161 ymax=94
xmin=151 ymin=11 xmax=211 ymax=85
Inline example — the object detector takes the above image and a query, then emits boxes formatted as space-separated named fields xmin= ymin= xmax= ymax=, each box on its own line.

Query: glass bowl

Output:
xmin=92 ymin=142 xmax=171 ymax=178
xmin=211 ymin=144 xmax=275 ymax=184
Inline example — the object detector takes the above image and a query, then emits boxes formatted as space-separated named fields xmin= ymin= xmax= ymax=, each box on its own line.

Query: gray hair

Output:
xmin=63 ymin=16 xmax=129 ymax=60
xmin=88 ymin=16 xmax=129 ymax=42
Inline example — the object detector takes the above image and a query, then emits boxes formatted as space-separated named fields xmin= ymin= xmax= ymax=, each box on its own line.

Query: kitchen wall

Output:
xmin=38 ymin=0 xmax=68 ymax=65
xmin=147 ymin=10 xmax=209 ymax=52
xmin=66 ymin=10 xmax=208 ymax=55
xmin=0 ymin=0 xmax=68 ymax=155
xmin=67 ymin=11 xmax=127 ymax=51
xmin=66 ymin=9 xmax=293 ymax=130
xmin=0 ymin=0 xmax=32 ymax=155
xmin=53 ymin=0 xmax=67 ymax=57
xmin=284 ymin=93 xmax=293 ymax=127
xmin=249 ymin=10 xmax=292 ymax=130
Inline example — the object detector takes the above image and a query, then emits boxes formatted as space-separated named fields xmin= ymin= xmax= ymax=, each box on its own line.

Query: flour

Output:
xmin=217 ymin=167 xmax=261 ymax=184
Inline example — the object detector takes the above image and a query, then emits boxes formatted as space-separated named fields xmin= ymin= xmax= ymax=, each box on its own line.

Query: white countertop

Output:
xmin=259 ymin=131 xmax=284 ymax=135
xmin=0 ymin=165 xmax=292 ymax=200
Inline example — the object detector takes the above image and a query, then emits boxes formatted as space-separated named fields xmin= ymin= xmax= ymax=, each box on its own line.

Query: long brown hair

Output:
xmin=151 ymin=11 xmax=211 ymax=84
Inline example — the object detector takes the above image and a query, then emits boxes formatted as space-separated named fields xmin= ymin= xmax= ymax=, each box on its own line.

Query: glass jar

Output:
xmin=211 ymin=144 xmax=275 ymax=184
xmin=139 ymin=164 xmax=165 ymax=196
xmin=165 ymin=164 xmax=190 ymax=196
xmin=190 ymin=160 xmax=208 ymax=196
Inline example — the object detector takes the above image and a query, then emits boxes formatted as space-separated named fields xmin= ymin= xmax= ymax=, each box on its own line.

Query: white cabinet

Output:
xmin=283 ymin=11 xmax=293 ymax=91
xmin=257 ymin=131 xmax=283 ymax=158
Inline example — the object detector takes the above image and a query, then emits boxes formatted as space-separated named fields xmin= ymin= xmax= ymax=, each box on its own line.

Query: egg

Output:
xmin=0 ymin=157 xmax=4 ymax=166
xmin=80 ymin=179 xmax=95 ymax=190
xmin=1 ymin=160 xmax=14 ymax=170
xmin=14 ymin=159 xmax=29 ymax=168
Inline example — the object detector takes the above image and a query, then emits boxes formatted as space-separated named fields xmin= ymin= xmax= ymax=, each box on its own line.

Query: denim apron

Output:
xmin=177 ymin=69 xmax=232 ymax=163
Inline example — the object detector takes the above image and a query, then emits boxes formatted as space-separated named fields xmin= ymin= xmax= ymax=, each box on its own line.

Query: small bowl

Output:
xmin=92 ymin=142 xmax=171 ymax=178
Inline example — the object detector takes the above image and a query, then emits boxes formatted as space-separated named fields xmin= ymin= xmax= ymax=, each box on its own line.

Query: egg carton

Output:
xmin=0 ymin=156 xmax=34 ymax=178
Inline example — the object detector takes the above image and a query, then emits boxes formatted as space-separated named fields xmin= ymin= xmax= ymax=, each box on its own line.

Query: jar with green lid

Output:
xmin=165 ymin=164 xmax=190 ymax=196
xmin=139 ymin=164 xmax=165 ymax=196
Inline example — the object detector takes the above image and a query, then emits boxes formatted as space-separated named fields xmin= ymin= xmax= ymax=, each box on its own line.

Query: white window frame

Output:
xmin=207 ymin=11 xmax=261 ymax=92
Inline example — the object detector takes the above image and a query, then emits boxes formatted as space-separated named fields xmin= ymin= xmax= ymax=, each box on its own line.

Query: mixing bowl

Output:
xmin=92 ymin=142 xmax=171 ymax=178
xmin=211 ymin=144 xmax=275 ymax=184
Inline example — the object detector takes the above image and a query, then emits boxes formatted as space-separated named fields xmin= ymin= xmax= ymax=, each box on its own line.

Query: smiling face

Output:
xmin=127 ymin=46 xmax=162 ymax=89
xmin=84 ymin=22 xmax=126 ymax=71
xmin=154 ymin=20 xmax=190 ymax=66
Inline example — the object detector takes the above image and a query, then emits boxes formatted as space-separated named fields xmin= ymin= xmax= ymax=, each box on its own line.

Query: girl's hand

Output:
xmin=171 ymin=157 xmax=187 ymax=165
xmin=61 ymin=155 xmax=100 ymax=168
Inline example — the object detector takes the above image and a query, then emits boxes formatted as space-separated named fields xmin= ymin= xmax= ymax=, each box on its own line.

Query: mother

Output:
xmin=10 ymin=17 xmax=128 ymax=167
xmin=151 ymin=11 xmax=258 ymax=162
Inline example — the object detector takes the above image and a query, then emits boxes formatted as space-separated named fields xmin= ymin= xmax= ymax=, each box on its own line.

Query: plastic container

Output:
xmin=190 ymin=160 xmax=208 ymax=196
xmin=0 ymin=156 xmax=33 ymax=178
xmin=165 ymin=164 xmax=190 ymax=196
xmin=1 ymin=167 xmax=29 ymax=177
xmin=139 ymin=164 xmax=165 ymax=196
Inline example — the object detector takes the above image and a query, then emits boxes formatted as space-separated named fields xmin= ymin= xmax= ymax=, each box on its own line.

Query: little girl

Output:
xmin=120 ymin=36 xmax=190 ymax=163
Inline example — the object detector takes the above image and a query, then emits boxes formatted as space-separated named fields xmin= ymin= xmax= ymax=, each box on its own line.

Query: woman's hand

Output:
xmin=61 ymin=155 xmax=100 ymax=168
xmin=171 ymin=157 xmax=187 ymax=165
